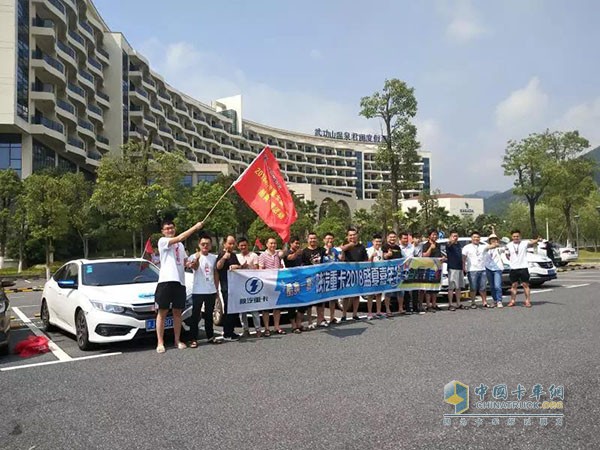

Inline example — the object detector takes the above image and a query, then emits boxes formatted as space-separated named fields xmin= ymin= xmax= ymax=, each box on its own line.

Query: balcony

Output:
xmin=78 ymin=20 xmax=95 ymax=41
xmin=158 ymin=91 xmax=172 ymax=101
xmin=96 ymin=135 xmax=109 ymax=145
xmin=77 ymin=119 xmax=95 ymax=137
xmin=68 ymin=30 xmax=86 ymax=54
xmin=131 ymin=87 xmax=149 ymax=99
xmin=31 ymin=50 xmax=64 ymax=80
xmin=56 ymin=99 xmax=75 ymax=115
xmin=96 ymin=90 xmax=109 ymax=105
xmin=87 ymin=56 xmax=103 ymax=75
xmin=43 ymin=0 xmax=66 ymax=19
xmin=88 ymin=104 xmax=103 ymax=121
xmin=159 ymin=125 xmax=172 ymax=135
xmin=68 ymin=137 xmax=85 ymax=149
xmin=55 ymin=41 xmax=76 ymax=69
xmin=32 ymin=115 xmax=64 ymax=134
xmin=67 ymin=83 xmax=86 ymax=103
xmin=78 ymin=69 xmax=95 ymax=89
xmin=31 ymin=17 xmax=55 ymax=41
xmin=31 ymin=81 xmax=55 ymax=103
xmin=96 ymin=47 xmax=110 ymax=64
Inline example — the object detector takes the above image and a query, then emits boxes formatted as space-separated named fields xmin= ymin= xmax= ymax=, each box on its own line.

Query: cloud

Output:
xmin=495 ymin=76 xmax=549 ymax=136
xmin=439 ymin=0 xmax=488 ymax=43
xmin=555 ymin=97 xmax=600 ymax=148
xmin=309 ymin=49 xmax=322 ymax=60
xmin=138 ymin=39 xmax=379 ymax=135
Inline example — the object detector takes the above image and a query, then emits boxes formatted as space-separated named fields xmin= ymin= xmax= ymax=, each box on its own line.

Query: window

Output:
xmin=32 ymin=139 xmax=56 ymax=172
xmin=181 ymin=174 xmax=193 ymax=187
xmin=16 ymin=0 xmax=29 ymax=120
xmin=0 ymin=134 xmax=23 ymax=177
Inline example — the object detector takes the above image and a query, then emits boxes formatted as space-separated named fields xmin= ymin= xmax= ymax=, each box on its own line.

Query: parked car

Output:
xmin=552 ymin=244 xmax=578 ymax=267
xmin=0 ymin=280 xmax=11 ymax=355
xmin=495 ymin=243 xmax=557 ymax=288
xmin=40 ymin=258 xmax=163 ymax=350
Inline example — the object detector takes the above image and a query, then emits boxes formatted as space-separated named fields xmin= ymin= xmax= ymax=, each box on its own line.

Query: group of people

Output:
xmin=153 ymin=219 xmax=540 ymax=353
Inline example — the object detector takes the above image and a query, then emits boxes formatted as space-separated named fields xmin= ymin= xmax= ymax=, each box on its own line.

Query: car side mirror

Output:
xmin=57 ymin=279 xmax=78 ymax=289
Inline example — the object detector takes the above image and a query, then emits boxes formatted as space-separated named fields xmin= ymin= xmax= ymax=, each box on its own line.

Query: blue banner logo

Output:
xmin=245 ymin=277 xmax=264 ymax=295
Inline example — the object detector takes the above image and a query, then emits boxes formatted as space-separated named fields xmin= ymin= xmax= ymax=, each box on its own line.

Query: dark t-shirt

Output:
xmin=382 ymin=243 xmax=402 ymax=260
xmin=283 ymin=249 xmax=303 ymax=268
xmin=423 ymin=242 xmax=442 ymax=258
xmin=446 ymin=243 xmax=463 ymax=270
xmin=217 ymin=251 xmax=239 ymax=291
xmin=343 ymin=243 xmax=368 ymax=262
xmin=301 ymin=247 xmax=326 ymax=265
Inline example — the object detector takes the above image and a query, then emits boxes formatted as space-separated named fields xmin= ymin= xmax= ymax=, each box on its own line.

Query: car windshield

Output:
xmin=82 ymin=261 xmax=159 ymax=286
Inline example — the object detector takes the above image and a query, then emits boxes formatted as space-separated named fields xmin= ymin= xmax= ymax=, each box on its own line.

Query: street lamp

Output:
xmin=574 ymin=214 xmax=580 ymax=252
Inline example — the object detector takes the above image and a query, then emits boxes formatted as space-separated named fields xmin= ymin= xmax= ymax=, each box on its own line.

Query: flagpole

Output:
xmin=201 ymin=183 xmax=236 ymax=223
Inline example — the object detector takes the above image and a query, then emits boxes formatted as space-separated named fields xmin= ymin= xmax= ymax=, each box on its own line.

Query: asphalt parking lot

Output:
xmin=1 ymin=269 xmax=599 ymax=449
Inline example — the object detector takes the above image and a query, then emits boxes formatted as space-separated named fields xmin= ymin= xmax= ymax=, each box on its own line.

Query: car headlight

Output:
xmin=90 ymin=301 xmax=125 ymax=314
xmin=0 ymin=300 xmax=6 ymax=314
xmin=528 ymin=262 xmax=538 ymax=268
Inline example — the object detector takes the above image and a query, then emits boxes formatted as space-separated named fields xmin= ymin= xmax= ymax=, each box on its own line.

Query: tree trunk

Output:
xmin=83 ymin=237 xmax=89 ymax=259
xmin=563 ymin=204 xmax=572 ymax=245
xmin=140 ymin=230 xmax=144 ymax=256
xmin=132 ymin=231 xmax=137 ymax=258
xmin=0 ymin=255 xmax=3 ymax=270
xmin=528 ymin=200 xmax=538 ymax=237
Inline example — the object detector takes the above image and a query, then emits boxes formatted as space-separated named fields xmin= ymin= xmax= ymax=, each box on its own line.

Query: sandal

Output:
xmin=293 ymin=328 xmax=302 ymax=334
xmin=264 ymin=329 xmax=271 ymax=337
xmin=156 ymin=345 xmax=165 ymax=354
xmin=189 ymin=340 xmax=198 ymax=348
xmin=470 ymin=303 xmax=477 ymax=309
xmin=507 ymin=301 xmax=516 ymax=307
xmin=177 ymin=342 xmax=187 ymax=350
xmin=275 ymin=328 xmax=287 ymax=335
xmin=449 ymin=306 xmax=456 ymax=311
xmin=524 ymin=302 xmax=532 ymax=308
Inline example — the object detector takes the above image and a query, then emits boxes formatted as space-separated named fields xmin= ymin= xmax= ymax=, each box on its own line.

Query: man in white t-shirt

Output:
xmin=187 ymin=234 xmax=220 ymax=347
xmin=232 ymin=237 xmax=261 ymax=338
xmin=506 ymin=230 xmax=542 ymax=308
xmin=155 ymin=219 xmax=203 ymax=353
xmin=367 ymin=234 xmax=385 ymax=319
xmin=462 ymin=231 xmax=489 ymax=308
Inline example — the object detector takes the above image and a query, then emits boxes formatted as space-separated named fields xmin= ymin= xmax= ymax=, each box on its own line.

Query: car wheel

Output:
xmin=40 ymin=300 xmax=56 ymax=332
xmin=213 ymin=297 xmax=223 ymax=326
xmin=75 ymin=309 xmax=93 ymax=351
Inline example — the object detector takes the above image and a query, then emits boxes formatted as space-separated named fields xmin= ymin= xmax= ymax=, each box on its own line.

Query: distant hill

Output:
xmin=484 ymin=189 xmax=517 ymax=215
xmin=582 ymin=145 xmax=600 ymax=185
xmin=465 ymin=190 xmax=501 ymax=199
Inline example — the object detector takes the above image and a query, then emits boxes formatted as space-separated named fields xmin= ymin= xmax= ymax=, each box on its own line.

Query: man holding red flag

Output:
xmin=234 ymin=147 xmax=297 ymax=242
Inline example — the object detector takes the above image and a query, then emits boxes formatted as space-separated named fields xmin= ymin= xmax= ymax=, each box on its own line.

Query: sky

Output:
xmin=93 ymin=0 xmax=600 ymax=195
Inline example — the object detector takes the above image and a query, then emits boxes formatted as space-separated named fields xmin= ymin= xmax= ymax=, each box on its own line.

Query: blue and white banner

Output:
xmin=227 ymin=257 xmax=443 ymax=313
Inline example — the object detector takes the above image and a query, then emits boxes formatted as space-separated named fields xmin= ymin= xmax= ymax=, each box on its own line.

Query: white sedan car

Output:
xmin=40 ymin=258 xmax=164 ymax=350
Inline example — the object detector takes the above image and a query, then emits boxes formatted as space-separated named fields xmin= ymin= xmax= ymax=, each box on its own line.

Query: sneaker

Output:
xmin=340 ymin=317 xmax=347 ymax=322
xmin=496 ymin=302 xmax=503 ymax=308
xmin=418 ymin=310 xmax=426 ymax=315
xmin=223 ymin=333 xmax=241 ymax=341
xmin=318 ymin=320 xmax=329 ymax=328
xmin=307 ymin=323 xmax=317 ymax=330
xmin=352 ymin=315 xmax=361 ymax=321
xmin=207 ymin=336 xmax=222 ymax=344
xmin=367 ymin=314 xmax=374 ymax=320
xmin=449 ymin=306 xmax=456 ymax=311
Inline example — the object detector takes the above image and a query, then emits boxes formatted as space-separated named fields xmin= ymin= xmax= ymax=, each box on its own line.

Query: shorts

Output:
xmin=468 ymin=271 xmax=487 ymax=292
xmin=448 ymin=269 xmax=464 ymax=289
xmin=509 ymin=268 xmax=530 ymax=284
xmin=155 ymin=281 xmax=186 ymax=310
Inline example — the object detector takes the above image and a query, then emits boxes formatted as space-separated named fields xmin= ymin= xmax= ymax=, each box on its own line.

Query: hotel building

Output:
xmin=0 ymin=0 xmax=431 ymax=212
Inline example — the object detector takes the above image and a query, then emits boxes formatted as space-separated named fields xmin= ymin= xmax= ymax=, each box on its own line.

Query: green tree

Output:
xmin=360 ymin=79 xmax=420 ymax=231
xmin=290 ymin=193 xmax=317 ymax=240
xmin=503 ymin=130 xmax=590 ymax=236
xmin=353 ymin=208 xmax=380 ymax=242
xmin=61 ymin=172 xmax=99 ymax=258
xmin=91 ymin=138 xmax=187 ymax=256
xmin=371 ymin=187 xmax=393 ymax=233
xmin=0 ymin=169 xmax=21 ymax=268
xmin=22 ymin=174 xmax=71 ymax=278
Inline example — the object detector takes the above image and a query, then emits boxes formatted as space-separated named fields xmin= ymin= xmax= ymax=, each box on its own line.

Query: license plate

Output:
xmin=145 ymin=316 xmax=173 ymax=331
xmin=548 ymin=269 xmax=556 ymax=276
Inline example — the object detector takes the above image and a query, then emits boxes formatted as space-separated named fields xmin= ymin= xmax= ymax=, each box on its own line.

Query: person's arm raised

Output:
xmin=167 ymin=221 xmax=203 ymax=246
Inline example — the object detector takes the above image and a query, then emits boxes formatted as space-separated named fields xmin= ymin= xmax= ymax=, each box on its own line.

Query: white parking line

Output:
xmin=565 ymin=283 xmax=590 ymax=289
xmin=11 ymin=307 xmax=72 ymax=362
xmin=24 ymin=279 xmax=31 ymax=284
xmin=0 ymin=352 xmax=122 ymax=372
xmin=530 ymin=289 xmax=553 ymax=294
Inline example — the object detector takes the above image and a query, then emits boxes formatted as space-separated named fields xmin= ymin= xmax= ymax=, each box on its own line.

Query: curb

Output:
xmin=557 ymin=265 xmax=597 ymax=272
xmin=4 ymin=287 xmax=43 ymax=294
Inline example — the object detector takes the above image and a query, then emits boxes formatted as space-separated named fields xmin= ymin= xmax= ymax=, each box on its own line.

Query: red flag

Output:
xmin=233 ymin=147 xmax=298 ymax=242
xmin=254 ymin=238 xmax=264 ymax=250
xmin=144 ymin=237 xmax=153 ymax=255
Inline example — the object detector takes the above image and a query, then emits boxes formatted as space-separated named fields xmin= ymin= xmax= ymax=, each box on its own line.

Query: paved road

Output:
xmin=1 ymin=270 xmax=599 ymax=449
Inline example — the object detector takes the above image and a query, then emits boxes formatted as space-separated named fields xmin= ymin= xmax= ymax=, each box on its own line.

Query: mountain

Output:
xmin=465 ymin=190 xmax=501 ymax=199
xmin=582 ymin=145 xmax=600 ymax=185
xmin=484 ymin=189 xmax=517 ymax=215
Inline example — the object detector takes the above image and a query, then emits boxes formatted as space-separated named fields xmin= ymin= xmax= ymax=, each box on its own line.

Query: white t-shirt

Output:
xmin=400 ymin=244 xmax=414 ymax=258
xmin=188 ymin=253 xmax=217 ymax=294
xmin=237 ymin=251 xmax=259 ymax=269
xmin=506 ymin=241 xmax=530 ymax=270
xmin=157 ymin=237 xmax=186 ymax=285
xmin=367 ymin=247 xmax=383 ymax=262
xmin=483 ymin=245 xmax=504 ymax=271
xmin=462 ymin=243 xmax=485 ymax=272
